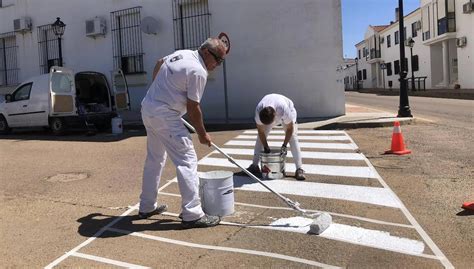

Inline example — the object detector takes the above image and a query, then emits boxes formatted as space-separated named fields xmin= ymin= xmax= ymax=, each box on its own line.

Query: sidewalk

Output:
xmin=122 ymin=103 xmax=412 ymax=131
xmin=353 ymin=88 xmax=474 ymax=100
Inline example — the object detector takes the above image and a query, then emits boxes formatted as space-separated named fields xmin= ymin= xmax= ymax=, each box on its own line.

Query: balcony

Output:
xmin=367 ymin=49 xmax=382 ymax=63
xmin=437 ymin=14 xmax=456 ymax=36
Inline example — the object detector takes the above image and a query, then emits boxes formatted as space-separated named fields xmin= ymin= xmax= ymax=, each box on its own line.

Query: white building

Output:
xmin=0 ymin=0 xmax=345 ymax=123
xmin=347 ymin=0 xmax=474 ymax=90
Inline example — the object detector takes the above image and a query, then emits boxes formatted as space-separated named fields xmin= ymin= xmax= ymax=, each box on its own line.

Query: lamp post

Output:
xmin=354 ymin=57 xmax=359 ymax=90
xmin=51 ymin=17 xmax=66 ymax=67
xmin=406 ymin=37 xmax=416 ymax=91
xmin=397 ymin=0 xmax=412 ymax=117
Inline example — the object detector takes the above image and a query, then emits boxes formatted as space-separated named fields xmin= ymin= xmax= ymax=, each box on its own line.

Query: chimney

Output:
xmin=395 ymin=7 xmax=400 ymax=22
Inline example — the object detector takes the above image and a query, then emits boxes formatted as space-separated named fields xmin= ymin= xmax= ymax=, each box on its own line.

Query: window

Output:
xmin=412 ymin=55 xmax=419 ymax=71
xmin=386 ymin=62 xmax=392 ymax=76
xmin=404 ymin=27 xmax=407 ymax=41
xmin=362 ymin=69 xmax=367 ymax=80
xmin=51 ymin=73 xmax=72 ymax=93
xmin=11 ymin=83 xmax=32 ymax=102
xmin=387 ymin=35 xmax=391 ymax=48
xmin=411 ymin=22 xmax=418 ymax=37
xmin=362 ymin=47 xmax=366 ymax=57
xmin=357 ymin=70 xmax=362 ymax=80
xmin=111 ymin=7 xmax=144 ymax=74
xmin=422 ymin=4 xmax=431 ymax=41
xmin=0 ymin=32 xmax=18 ymax=86
xmin=395 ymin=31 xmax=399 ymax=45
xmin=394 ymin=60 xmax=400 ymax=74
xmin=358 ymin=49 xmax=361 ymax=59
xmin=172 ymin=0 xmax=211 ymax=50
xmin=37 ymin=24 xmax=62 ymax=74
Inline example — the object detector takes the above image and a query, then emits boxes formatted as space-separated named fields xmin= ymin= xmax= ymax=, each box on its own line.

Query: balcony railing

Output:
xmin=370 ymin=49 xmax=381 ymax=60
xmin=438 ymin=14 xmax=456 ymax=36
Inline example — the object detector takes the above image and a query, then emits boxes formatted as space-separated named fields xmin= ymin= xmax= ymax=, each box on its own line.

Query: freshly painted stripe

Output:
xmin=107 ymin=227 xmax=340 ymax=269
xmin=158 ymin=191 xmax=414 ymax=229
xmin=211 ymin=148 xmax=365 ymax=160
xmin=71 ymin=252 xmax=150 ymax=269
xmin=236 ymin=135 xmax=350 ymax=141
xmin=199 ymin=157 xmax=377 ymax=179
xmin=225 ymin=140 xmax=358 ymax=150
xmin=266 ymin=217 xmax=425 ymax=256
xmin=244 ymin=130 xmax=347 ymax=135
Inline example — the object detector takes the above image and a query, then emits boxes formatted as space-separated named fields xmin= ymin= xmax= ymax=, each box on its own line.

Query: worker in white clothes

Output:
xmin=245 ymin=94 xmax=305 ymax=181
xmin=138 ymin=37 xmax=228 ymax=229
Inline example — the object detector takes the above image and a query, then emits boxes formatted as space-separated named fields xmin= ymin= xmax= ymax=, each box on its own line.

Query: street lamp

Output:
xmin=397 ymin=0 xmax=412 ymax=117
xmin=51 ymin=17 xmax=66 ymax=67
xmin=406 ymin=37 xmax=416 ymax=91
xmin=354 ymin=57 xmax=359 ymax=90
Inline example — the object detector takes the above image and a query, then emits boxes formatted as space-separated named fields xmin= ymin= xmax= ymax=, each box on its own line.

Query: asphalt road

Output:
xmin=345 ymin=92 xmax=473 ymax=130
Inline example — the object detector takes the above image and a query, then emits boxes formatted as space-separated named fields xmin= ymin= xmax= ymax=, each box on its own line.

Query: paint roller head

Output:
xmin=308 ymin=212 xmax=332 ymax=235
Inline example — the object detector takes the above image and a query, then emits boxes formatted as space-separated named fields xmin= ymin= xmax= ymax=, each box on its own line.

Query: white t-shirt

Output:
xmin=141 ymin=50 xmax=208 ymax=116
xmin=254 ymin=94 xmax=297 ymax=125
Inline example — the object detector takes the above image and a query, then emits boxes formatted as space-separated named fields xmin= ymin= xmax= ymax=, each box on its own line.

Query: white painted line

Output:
xmin=199 ymin=157 xmax=377 ymax=179
xmin=211 ymin=148 xmax=365 ymax=160
xmin=158 ymin=191 xmax=414 ymax=229
xmin=107 ymin=227 xmax=341 ymax=269
xmin=361 ymin=155 xmax=454 ymax=268
xmin=226 ymin=140 xmax=357 ymax=150
xmin=266 ymin=217 xmax=426 ymax=256
xmin=44 ymin=178 xmax=177 ymax=269
xmin=236 ymin=135 xmax=350 ymax=141
xmin=244 ymin=130 xmax=347 ymax=135
xmin=71 ymin=252 xmax=150 ymax=269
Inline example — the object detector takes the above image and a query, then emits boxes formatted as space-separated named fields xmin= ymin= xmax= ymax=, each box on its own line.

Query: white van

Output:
xmin=0 ymin=67 xmax=129 ymax=134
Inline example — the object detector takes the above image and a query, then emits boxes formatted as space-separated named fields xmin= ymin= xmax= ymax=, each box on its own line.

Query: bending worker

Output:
xmin=246 ymin=93 xmax=305 ymax=181
xmin=138 ymin=37 xmax=228 ymax=229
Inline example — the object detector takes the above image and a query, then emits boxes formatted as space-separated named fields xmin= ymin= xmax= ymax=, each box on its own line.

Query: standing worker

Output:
xmin=138 ymin=37 xmax=228 ymax=229
xmin=245 ymin=94 xmax=305 ymax=181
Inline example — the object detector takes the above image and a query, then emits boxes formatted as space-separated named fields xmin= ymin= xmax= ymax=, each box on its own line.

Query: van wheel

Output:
xmin=49 ymin=117 xmax=67 ymax=135
xmin=0 ymin=115 xmax=11 ymax=134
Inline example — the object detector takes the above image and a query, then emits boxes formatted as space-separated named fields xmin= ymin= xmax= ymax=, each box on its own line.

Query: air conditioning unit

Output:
xmin=463 ymin=1 xmax=473 ymax=13
xmin=13 ymin=17 xmax=32 ymax=33
xmin=456 ymin=36 xmax=467 ymax=47
xmin=415 ymin=21 xmax=422 ymax=31
xmin=85 ymin=17 xmax=106 ymax=38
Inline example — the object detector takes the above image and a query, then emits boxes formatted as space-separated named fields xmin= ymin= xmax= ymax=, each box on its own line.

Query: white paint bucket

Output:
xmin=111 ymin=116 xmax=123 ymax=134
xmin=260 ymin=149 xmax=285 ymax=179
xmin=199 ymin=170 xmax=234 ymax=216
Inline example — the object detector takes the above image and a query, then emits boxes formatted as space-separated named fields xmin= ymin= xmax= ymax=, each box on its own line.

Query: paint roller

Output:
xmin=181 ymin=119 xmax=332 ymax=235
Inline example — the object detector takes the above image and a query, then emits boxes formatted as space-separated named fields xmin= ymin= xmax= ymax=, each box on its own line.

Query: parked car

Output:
xmin=0 ymin=66 xmax=129 ymax=135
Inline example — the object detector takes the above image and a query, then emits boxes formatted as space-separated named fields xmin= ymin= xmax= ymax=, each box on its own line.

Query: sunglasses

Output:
xmin=208 ymin=49 xmax=224 ymax=65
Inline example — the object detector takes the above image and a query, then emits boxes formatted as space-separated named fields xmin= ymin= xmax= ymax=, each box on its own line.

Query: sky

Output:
xmin=342 ymin=0 xmax=420 ymax=59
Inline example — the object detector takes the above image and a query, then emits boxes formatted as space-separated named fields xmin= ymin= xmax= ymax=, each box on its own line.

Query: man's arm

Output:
xmin=257 ymin=124 xmax=270 ymax=152
xmin=152 ymin=58 xmax=165 ymax=81
xmin=186 ymin=98 xmax=211 ymax=146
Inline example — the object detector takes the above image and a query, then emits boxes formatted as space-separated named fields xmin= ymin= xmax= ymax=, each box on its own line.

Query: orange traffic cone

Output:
xmin=385 ymin=121 xmax=411 ymax=155
xmin=462 ymin=201 xmax=474 ymax=211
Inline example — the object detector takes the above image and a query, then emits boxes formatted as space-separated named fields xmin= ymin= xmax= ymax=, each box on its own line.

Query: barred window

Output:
xmin=172 ymin=0 xmax=211 ymax=50
xmin=37 ymin=24 xmax=61 ymax=74
xmin=111 ymin=6 xmax=144 ymax=74
xmin=0 ymin=32 xmax=19 ymax=86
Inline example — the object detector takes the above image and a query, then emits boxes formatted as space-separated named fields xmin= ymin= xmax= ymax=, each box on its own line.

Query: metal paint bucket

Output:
xmin=111 ymin=116 xmax=123 ymax=134
xmin=199 ymin=171 xmax=234 ymax=216
xmin=260 ymin=149 xmax=286 ymax=179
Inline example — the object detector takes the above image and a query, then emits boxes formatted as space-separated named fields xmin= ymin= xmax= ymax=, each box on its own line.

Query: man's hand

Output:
xmin=280 ymin=144 xmax=287 ymax=156
xmin=263 ymin=147 xmax=271 ymax=154
xmin=198 ymin=133 xmax=212 ymax=147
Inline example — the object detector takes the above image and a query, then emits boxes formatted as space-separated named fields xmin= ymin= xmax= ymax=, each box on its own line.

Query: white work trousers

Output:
xmin=139 ymin=110 xmax=205 ymax=222
xmin=252 ymin=123 xmax=303 ymax=169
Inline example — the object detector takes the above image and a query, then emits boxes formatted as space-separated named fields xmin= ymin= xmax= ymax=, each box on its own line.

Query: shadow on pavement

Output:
xmin=0 ymin=128 xmax=146 ymax=142
xmin=456 ymin=210 xmax=474 ymax=216
xmin=77 ymin=213 xmax=183 ymax=238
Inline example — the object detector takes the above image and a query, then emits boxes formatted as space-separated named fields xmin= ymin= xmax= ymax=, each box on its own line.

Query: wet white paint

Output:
xmin=236 ymin=135 xmax=350 ymax=141
xmin=199 ymin=157 xmax=377 ymax=178
xmin=269 ymin=217 xmax=425 ymax=255
xmin=212 ymin=148 xmax=365 ymax=160
xmin=225 ymin=140 xmax=358 ymax=150
xmin=244 ymin=130 xmax=347 ymax=135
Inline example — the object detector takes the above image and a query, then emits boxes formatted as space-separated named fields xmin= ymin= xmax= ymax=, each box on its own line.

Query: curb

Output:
xmin=316 ymin=118 xmax=415 ymax=130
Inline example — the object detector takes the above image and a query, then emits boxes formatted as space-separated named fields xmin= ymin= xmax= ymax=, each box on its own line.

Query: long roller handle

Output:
xmin=181 ymin=118 xmax=307 ymax=213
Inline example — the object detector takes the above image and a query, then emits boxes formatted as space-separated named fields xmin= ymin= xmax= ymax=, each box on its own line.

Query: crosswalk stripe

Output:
xmin=225 ymin=140 xmax=358 ymax=150
xmin=244 ymin=130 xmax=346 ymax=135
xmin=236 ymin=135 xmax=350 ymax=141
xmin=227 ymin=175 xmax=400 ymax=208
xmin=211 ymin=148 xmax=365 ymax=160
xmin=199 ymin=157 xmax=377 ymax=178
